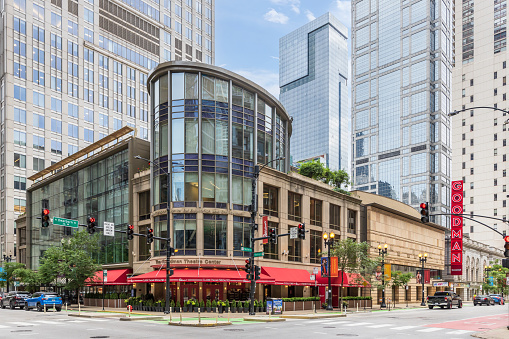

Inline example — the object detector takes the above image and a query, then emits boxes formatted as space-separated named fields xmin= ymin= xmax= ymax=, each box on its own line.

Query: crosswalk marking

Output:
xmin=8 ymin=322 xmax=38 ymax=326
xmin=417 ymin=328 xmax=442 ymax=332
xmin=321 ymin=320 xmax=351 ymax=325
xmin=0 ymin=325 xmax=10 ymax=329
xmin=307 ymin=319 xmax=342 ymax=323
xmin=445 ymin=330 xmax=473 ymax=335
xmin=390 ymin=326 xmax=418 ymax=330
xmin=66 ymin=320 xmax=88 ymax=323
xmin=34 ymin=321 xmax=62 ymax=325
xmin=367 ymin=324 xmax=393 ymax=328
xmin=343 ymin=322 xmax=372 ymax=327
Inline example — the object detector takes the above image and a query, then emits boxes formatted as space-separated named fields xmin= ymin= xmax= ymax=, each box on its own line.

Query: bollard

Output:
xmin=65 ymin=303 xmax=68 ymax=312
xmin=44 ymin=304 xmax=46 ymax=314
xmin=198 ymin=310 xmax=201 ymax=325
xmin=227 ymin=309 xmax=230 ymax=323
xmin=53 ymin=304 xmax=56 ymax=312
xmin=216 ymin=311 xmax=218 ymax=324
xmin=79 ymin=302 xmax=81 ymax=315
xmin=129 ymin=305 xmax=131 ymax=318
xmin=179 ymin=312 xmax=182 ymax=325
xmin=357 ymin=304 xmax=358 ymax=313
xmin=269 ymin=309 xmax=271 ymax=320
xmin=169 ymin=309 xmax=172 ymax=323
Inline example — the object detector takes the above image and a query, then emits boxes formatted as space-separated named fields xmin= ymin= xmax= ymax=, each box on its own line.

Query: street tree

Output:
xmin=12 ymin=268 xmax=42 ymax=293
xmin=390 ymin=271 xmax=413 ymax=307
xmin=482 ymin=261 xmax=509 ymax=295
xmin=330 ymin=238 xmax=371 ymax=309
xmin=38 ymin=230 xmax=101 ymax=301
xmin=0 ymin=262 xmax=25 ymax=292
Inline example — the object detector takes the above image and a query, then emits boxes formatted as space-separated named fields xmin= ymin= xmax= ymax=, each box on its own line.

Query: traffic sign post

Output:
xmin=253 ymin=252 xmax=264 ymax=257
xmin=290 ymin=227 xmax=298 ymax=239
xmin=103 ymin=222 xmax=115 ymax=237
xmin=52 ymin=217 xmax=79 ymax=228
xmin=241 ymin=246 xmax=253 ymax=252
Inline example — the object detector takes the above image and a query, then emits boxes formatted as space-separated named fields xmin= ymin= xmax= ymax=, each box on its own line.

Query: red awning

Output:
xmin=128 ymin=269 xmax=274 ymax=284
xmin=86 ymin=269 xmax=132 ymax=286
xmin=316 ymin=271 xmax=371 ymax=287
xmin=261 ymin=267 xmax=315 ymax=286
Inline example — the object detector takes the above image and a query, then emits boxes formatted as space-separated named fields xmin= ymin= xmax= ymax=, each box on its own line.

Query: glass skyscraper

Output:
xmin=351 ymin=0 xmax=452 ymax=227
xmin=279 ymin=13 xmax=349 ymax=171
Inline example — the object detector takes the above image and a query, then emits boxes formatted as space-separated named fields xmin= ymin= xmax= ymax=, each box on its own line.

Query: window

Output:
xmin=14 ymin=39 xmax=26 ymax=57
xmin=203 ymin=214 xmax=227 ymax=256
xmin=233 ymin=216 xmax=250 ymax=257
xmin=504 ymin=77 xmax=507 ymax=86
xmin=68 ymin=41 xmax=78 ymax=57
xmin=114 ymin=118 xmax=122 ymax=130
xmin=494 ymin=194 xmax=498 ymax=201
xmin=14 ymin=153 xmax=26 ymax=168
xmin=33 ymin=25 xmax=44 ymax=42
xmin=310 ymin=198 xmax=322 ymax=226
xmin=173 ymin=213 xmax=197 ymax=255
xmin=84 ymin=28 xmax=93 ymax=43
xmin=470 ymin=154 xmax=474 ymax=160
xmin=138 ymin=191 xmax=151 ymax=221
xmin=99 ymin=113 xmax=108 ymax=127
xmin=32 ymin=135 xmax=44 ymax=150
xmin=33 ymin=47 xmax=44 ymax=63
xmin=51 ymin=119 xmax=62 ymax=133
xmin=84 ymin=88 xmax=94 ymax=103
xmin=68 ymin=144 xmax=78 ymax=156
xmin=495 ymin=72 xmax=498 ymax=79
xmin=68 ymin=103 xmax=78 ymax=118
xmin=470 ymin=168 xmax=474 ymax=175
xmin=14 ymin=176 xmax=26 ymax=191
xmin=33 ymin=113 xmax=44 ymax=129
xmin=33 ymin=157 xmax=44 ymax=171
xmin=68 ymin=83 xmax=78 ymax=98
xmin=14 ymin=198 xmax=26 ymax=213
xmin=495 ymin=89 xmax=498 ymax=96
xmin=68 ymin=20 xmax=78 ymax=36
xmin=288 ymin=237 xmax=301 ymax=262
xmin=14 ymin=130 xmax=26 ymax=146
xmin=85 ymin=68 xmax=95 ymax=83
xmin=330 ymin=204 xmax=341 ymax=231
xmin=50 ymin=33 xmax=62 ymax=49
xmin=113 ymin=61 xmax=123 ymax=75
xmin=470 ymin=95 xmax=473 ymax=102
xmin=68 ymin=124 xmax=78 ymax=138
xmin=84 ymin=8 xmax=94 ymax=24
xmin=14 ymin=108 xmax=26 ymax=124
xmin=310 ymin=230 xmax=322 ymax=264
xmin=14 ymin=17 xmax=26 ymax=33
xmin=470 ymin=79 xmax=474 ymax=86
xmin=33 ymin=3 xmax=44 ymax=21
xmin=51 ymin=140 xmax=62 ymax=154
xmin=14 ymin=85 xmax=26 ymax=101
xmin=263 ymin=222 xmax=279 ymax=260
xmin=14 ymin=62 xmax=26 ymax=79
xmin=51 ymin=76 xmax=62 ymax=92
xmin=99 ymin=55 xmax=109 ymax=69
xmin=263 ymin=185 xmax=278 ymax=217
xmin=84 ymin=128 xmax=94 ymax=142
xmin=470 ymin=139 xmax=474 ymax=146
xmin=495 ymin=163 xmax=498 ymax=171
xmin=51 ymin=54 xmax=62 ymax=70
xmin=33 ymin=69 xmax=45 ymax=86
xmin=495 ymin=178 xmax=498 ymax=186
xmin=348 ymin=210 xmax=357 ymax=234
xmin=288 ymin=192 xmax=302 ymax=222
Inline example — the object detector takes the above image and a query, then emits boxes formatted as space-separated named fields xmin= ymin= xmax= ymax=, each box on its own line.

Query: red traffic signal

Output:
xmin=43 ymin=209 xmax=50 ymax=215
xmin=420 ymin=202 xmax=429 ymax=223
xmin=419 ymin=203 xmax=427 ymax=209
xmin=127 ymin=225 xmax=134 ymax=240
xmin=87 ymin=216 xmax=97 ymax=234
xmin=89 ymin=217 xmax=96 ymax=223
xmin=504 ymin=235 xmax=509 ymax=242
xmin=504 ymin=236 xmax=509 ymax=258
xmin=146 ymin=227 xmax=154 ymax=244
xmin=41 ymin=209 xmax=50 ymax=227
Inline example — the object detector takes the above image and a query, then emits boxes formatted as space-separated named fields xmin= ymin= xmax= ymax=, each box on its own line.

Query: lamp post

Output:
xmin=418 ymin=253 xmax=428 ymax=306
xmin=323 ymin=232 xmax=335 ymax=311
xmin=378 ymin=244 xmax=388 ymax=308
xmin=249 ymin=157 xmax=284 ymax=315
xmin=2 ymin=253 xmax=13 ymax=293
xmin=484 ymin=265 xmax=492 ymax=284
xmin=134 ymin=155 xmax=172 ymax=314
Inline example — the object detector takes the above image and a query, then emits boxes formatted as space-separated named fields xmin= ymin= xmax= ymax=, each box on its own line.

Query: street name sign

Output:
xmin=290 ymin=227 xmax=298 ymax=239
xmin=103 ymin=222 xmax=115 ymax=237
xmin=53 ymin=217 xmax=78 ymax=228
xmin=241 ymin=246 xmax=252 ymax=252
xmin=253 ymin=252 xmax=264 ymax=257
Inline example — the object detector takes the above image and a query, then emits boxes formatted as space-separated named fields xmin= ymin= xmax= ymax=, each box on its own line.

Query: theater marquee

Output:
xmin=450 ymin=180 xmax=463 ymax=275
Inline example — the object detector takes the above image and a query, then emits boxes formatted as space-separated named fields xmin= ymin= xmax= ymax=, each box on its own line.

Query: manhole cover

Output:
xmin=11 ymin=330 xmax=32 ymax=333
xmin=90 ymin=337 xmax=110 ymax=339
xmin=224 ymin=329 xmax=244 ymax=332
xmin=324 ymin=326 xmax=336 ymax=328
xmin=336 ymin=335 xmax=358 ymax=337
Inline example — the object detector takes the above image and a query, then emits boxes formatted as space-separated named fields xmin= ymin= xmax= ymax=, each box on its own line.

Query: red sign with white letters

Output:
xmin=262 ymin=216 xmax=268 ymax=244
xmin=450 ymin=181 xmax=463 ymax=275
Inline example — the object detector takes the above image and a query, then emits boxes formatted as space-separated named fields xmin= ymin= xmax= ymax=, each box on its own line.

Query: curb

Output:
xmin=120 ymin=316 xmax=165 ymax=321
xmin=68 ymin=313 xmax=126 ymax=318
xmin=243 ymin=317 xmax=286 ymax=322
xmin=168 ymin=321 xmax=232 ymax=327
xmin=281 ymin=313 xmax=347 ymax=319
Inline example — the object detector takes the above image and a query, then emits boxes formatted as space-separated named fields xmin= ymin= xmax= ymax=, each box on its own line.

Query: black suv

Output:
xmin=473 ymin=295 xmax=495 ymax=306
xmin=1 ymin=291 xmax=31 ymax=309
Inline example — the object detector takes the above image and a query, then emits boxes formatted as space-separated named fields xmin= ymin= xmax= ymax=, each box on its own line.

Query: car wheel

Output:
xmin=1 ymin=302 xmax=5 ymax=309
xmin=428 ymin=306 xmax=434 ymax=309
xmin=473 ymin=303 xmax=477 ymax=306
xmin=36 ymin=303 xmax=43 ymax=312
xmin=447 ymin=302 xmax=452 ymax=309
xmin=10 ymin=302 xmax=15 ymax=310
xmin=56 ymin=307 xmax=62 ymax=312
xmin=19 ymin=305 xmax=24 ymax=310
xmin=440 ymin=306 xmax=444 ymax=309
xmin=458 ymin=301 xmax=462 ymax=308
xmin=25 ymin=305 xmax=29 ymax=311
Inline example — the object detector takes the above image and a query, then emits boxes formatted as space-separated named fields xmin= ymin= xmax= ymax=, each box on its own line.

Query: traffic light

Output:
xmin=253 ymin=223 xmax=258 ymax=231
xmin=502 ymin=259 xmax=509 ymax=269
xmin=168 ymin=268 xmax=174 ymax=276
xmin=245 ymin=258 xmax=253 ymax=280
xmin=127 ymin=225 xmax=134 ymax=240
xmin=41 ymin=209 xmax=50 ymax=228
xmin=254 ymin=265 xmax=261 ymax=281
xmin=269 ymin=227 xmax=278 ymax=244
xmin=168 ymin=247 xmax=177 ymax=256
xmin=419 ymin=202 xmax=429 ymax=223
xmin=147 ymin=227 xmax=154 ymax=244
xmin=504 ymin=235 xmax=509 ymax=257
xmin=298 ymin=223 xmax=306 ymax=239
xmin=87 ymin=216 xmax=96 ymax=234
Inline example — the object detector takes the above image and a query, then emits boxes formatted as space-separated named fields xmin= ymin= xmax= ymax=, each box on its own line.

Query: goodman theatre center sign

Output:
xmin=451 ymin=180 xmax=463 ymax=275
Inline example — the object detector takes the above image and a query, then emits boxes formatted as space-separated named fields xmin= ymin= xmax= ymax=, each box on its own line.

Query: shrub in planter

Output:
xmin=224 ymin=300 xmax=230 ymax=313
xmin=199 ymin=300 xmax=205 ymax=312
xmin=211 ymin=300 xmax=217 ymax=313
xmin=243 ymin=300 xmax=250 ymax=313
xmin=230 ymin=301 xmax=236 ymax=313
xmin=263 ymin=300 xmax=267 ymax=312
xmin=206 ymin=299 xmax=212 ymax=312
xmin=174 ymin=300 xmax=181 ymax=312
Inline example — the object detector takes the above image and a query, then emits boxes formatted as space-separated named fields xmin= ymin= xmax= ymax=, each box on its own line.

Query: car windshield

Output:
xmin=434 ymin=292 xmax=450 ymax=296
xmin=44 ymin=294 xmax=58 ymax=298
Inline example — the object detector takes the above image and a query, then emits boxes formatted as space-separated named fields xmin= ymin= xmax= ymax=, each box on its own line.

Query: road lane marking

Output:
xmin=390 ymin=326 xmax=418 ymax=330
xmin=81 ymin=318 xmax=108 ymax=321
xmin=314 ymin=332 xmax=327 ymax=335
xmin=8 ymin=322 xmax=38 ymax=326
xmin=34 ymin=320 xmax=62 ymax=325
xmin=417 ymin=328 xmax=442 ymax=332
xmin=445 ymin=330 xmax=473 ymax=335
xmin=307 ymin=319 xmax=341 ymax=323
xmin=343 ymin=322 xmax=372 ymax=327
xmin=0 ymin=325 xmax=10 ymax=329
xmin=367 ymin=324 xmax=393 ymax=328
xmin=66 ymin=320 xmax=88 ymax=323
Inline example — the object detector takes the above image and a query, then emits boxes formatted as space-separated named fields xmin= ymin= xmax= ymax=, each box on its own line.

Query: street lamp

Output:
xmin=2 ymin=254 xmax=13 ymax=263
xmin=484 ymin=265 xmax=492 ymax=283
xmin=248 ymin=157 xmax=284 ymax=315
xmin=418 ymin=253 xmax=428 ymax=306
xmin=134 ymin=155 xmax=172 ymax=314
xmin=323 ymin=232 xmax=335 ymax=311
xmin=378 ymin=244 xmax=388 ymax=308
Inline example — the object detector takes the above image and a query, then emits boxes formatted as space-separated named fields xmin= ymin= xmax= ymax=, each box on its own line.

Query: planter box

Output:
xmin=84 ymin=298 xmax=127 ymax=308
xmin=282 ymin=301 xmax=320 ymax=312
xmin=345 ymin=300 xmax=372 ymax=309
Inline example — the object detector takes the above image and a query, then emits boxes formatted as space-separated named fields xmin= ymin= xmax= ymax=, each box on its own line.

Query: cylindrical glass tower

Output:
xmin=147 ymin=61 xmax=291 ymax=257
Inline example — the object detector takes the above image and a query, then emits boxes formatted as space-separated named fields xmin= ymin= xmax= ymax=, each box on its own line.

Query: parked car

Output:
xmin=473 ymin=295 xmax=495 ymax=306
xmin=25 ymin=292 xmax=62 ymax=312
xmin=488 ymin=294 xmax=504 ymax=305
xmin=0 ymin=291 xmax=31 ymax=310
xmin=427 ymin=291 xmax=462 ymax=309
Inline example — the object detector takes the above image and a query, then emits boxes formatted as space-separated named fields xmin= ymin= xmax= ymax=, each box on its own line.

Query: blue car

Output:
xmin=489 ymin=294 xmax=505 ymax=305
xmin=25 ymin=292 xmax=62 ymax=312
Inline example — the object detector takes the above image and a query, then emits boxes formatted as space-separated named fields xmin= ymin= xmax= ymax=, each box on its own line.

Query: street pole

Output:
xmin=419 ymin=253 xmax=428 ymax=306
xmin=3 ymin=254 xmax=12 ymax=293
xmin=378 ymin=244 xmax=388 ymax=308
xmin=323 ymin=232 xmax=335 ymax=311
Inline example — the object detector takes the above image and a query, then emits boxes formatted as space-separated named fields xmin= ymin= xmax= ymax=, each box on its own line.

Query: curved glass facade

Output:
xmin=149 ymin=63 xmax=291 ymax=215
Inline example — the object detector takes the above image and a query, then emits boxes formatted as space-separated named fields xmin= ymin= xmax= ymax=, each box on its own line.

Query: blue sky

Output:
xmin=215 ymin=0 xmax=352 ymax=98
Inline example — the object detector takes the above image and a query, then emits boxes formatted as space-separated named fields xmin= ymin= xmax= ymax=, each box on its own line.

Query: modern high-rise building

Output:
xmin=351 ymin=0 xmax=453 ymax=228
xmin=279 ymin=13 xmax=349 ymax=172
xmin=0 ymin=0 xmax=215 ymax=261
xmin=451 ymin=0 xmax=508 ymax=248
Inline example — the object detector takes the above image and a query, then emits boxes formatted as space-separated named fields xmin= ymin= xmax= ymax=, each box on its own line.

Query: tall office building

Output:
xmin=0 ymin=0 xmax=215 ymax=260
xmin=279 ymin=13 xmax=349 ymax=171
xmin=451 ymin=0 xmax=508 ymax=247
xmin=351 ymin=0 xmax=453 ymax=227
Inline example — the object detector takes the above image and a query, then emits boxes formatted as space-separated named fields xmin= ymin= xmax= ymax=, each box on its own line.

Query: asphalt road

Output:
xmin=0 ymin=304 xmax=507 ymax=339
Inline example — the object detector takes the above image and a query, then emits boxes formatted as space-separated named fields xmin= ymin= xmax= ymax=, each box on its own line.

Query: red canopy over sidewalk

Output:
xmin=127 ymin=269 xmax=274 ymax=284
xmin=85 ymin=269 xmax=132 ymax=286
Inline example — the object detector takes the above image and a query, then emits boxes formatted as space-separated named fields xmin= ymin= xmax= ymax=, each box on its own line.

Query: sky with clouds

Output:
xmin=215 ymin=0 xmax=352 ymax=98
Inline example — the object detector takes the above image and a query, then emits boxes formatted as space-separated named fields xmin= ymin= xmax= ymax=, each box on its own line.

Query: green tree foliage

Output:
xmin=390 ymin=271 xmax=413 ymax=307
xmin=38 ymin=230 xmax=101 ymax=292
xmin=482 ymin=261 xmax=509 ymax=295
xmin=330 ymin=238 xmax=371 ymax=307
xmin=0 ymin=262 xmax=25 ymax=292
xmin=298 ymin=161 xmax=350 ymax=194
xmin=12 ymin=268 xmax=42 ymax=293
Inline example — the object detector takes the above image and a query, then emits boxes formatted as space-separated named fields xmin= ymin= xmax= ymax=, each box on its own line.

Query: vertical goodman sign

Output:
xmin=450 ymin=180 xmax=463 ymax=275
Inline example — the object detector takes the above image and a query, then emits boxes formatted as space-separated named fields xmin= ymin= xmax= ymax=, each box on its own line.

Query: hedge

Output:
xmin=281 ymin=297 xmax=320 ymax=302
xmin=340 ymin=296 xmax=372 ymax=300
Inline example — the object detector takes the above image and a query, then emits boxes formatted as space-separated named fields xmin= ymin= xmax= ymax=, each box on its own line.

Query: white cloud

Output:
xmin=235 ymin=69 xmax=280 ymax=99
xmin=331 ymin=0 xmax=352 ymax=28
xmin=263 ymin=8 xmax=289 ymax=24
xmin=305 ymin=10 xmax=316 ymax=22
xmin=270 ymin=0 xmax=301 ymax=14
